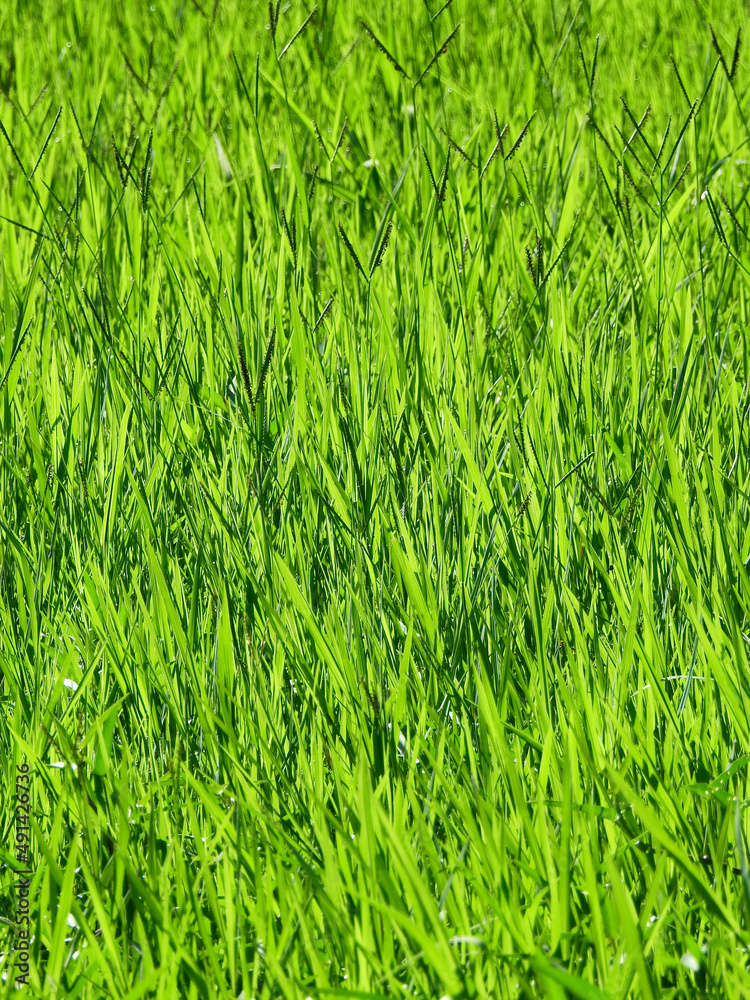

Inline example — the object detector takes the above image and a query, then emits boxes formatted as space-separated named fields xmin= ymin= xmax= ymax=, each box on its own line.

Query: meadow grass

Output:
xmin=1 ymin=0 xmax=750 ymax=996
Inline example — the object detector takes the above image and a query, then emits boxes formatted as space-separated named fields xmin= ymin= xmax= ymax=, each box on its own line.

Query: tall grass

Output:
xmin=1 ymin=0 xmax=750 ymax=996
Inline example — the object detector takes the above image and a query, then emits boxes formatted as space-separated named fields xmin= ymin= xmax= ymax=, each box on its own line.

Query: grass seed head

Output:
xmin=140 ymin=128 xmax=153 ymax=214
xmin=587 ymin=113 xmax=616 ymax=159
xmin=492 ymin=108 xmax=507 ymax=157
xmin=314 ymin=293 xmax=335 ymax=331
xmin=730 ymin=27 xmax=742 ymax=80
xmin=279 ymin=5 xmax=317 ymax=60
xmin=480 ymin=140 xmax=501 ymax=179
xmin=78 ymin=458 xmax=89 ymax=499
xmin=421 ymin=144 xmax=439 ymax=197
xmin=0 ymin=319 xmax=32 ymax=394
xmin=438 ymin=148 xmax=450 ymax=203
xmin=372 ymin=221 xmax=393 ymax=271
xmin=307 ymin=163 xmax=319 ymax=201
xmin=281 ymin=207 xmax=297 ymax=265
xmin=719 ymin=192 xmax=744 ymax=236
xmin=337 ymin=222 xmax=367 ymax=279
xmin=312 ymin=120 xmax=327 ymax=156
xmin=359 ymin=20 xmax=409 ymax=78
xmin=670 ymin=55 xmax=692 ymax=108
xmin=237 ymin=331 xmax=253 ymax=406
xmin=443 ymin=132 xmax=476 ymax=168
xmin=505 ymin=111 xmax=535 ymax=160
xmin=415 ymin=21 xmax=461 ymax=87
xmin=29 ymin=105 xmax=61 ymax=180
xmin=0 ymin=114 xmax=27 ymax=177
xmin=525 ymin=245 xmax=535 ymax=282
xmin=255 ymin=327 xmax=275 ymax=404
xmin=331 ymin=116 xmax=349 ymax=163
xmin=431 ymin=0 xmax=453 ymax=22
xmin=535 ymin=232 xmax=543 ymax=284
xmin=709 ymin=23 xmax=729 ymax=78
xmin=517 ymin=490 xmax=532 ymax=517
xmin=112 ymin=134 xmax=128 ymax=187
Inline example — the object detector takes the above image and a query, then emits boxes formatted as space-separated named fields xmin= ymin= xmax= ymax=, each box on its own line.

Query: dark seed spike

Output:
xmin=0 ymin=115 xmax=27 ymax=177
xmin=719 ymin=191 xmax=745 ymax=237
xmin=307 ymin=163 xmax=319 ymax=201
xmin=143 ymin=127 xmax=153 ymax=180
xmin=141 ymin=128 xmax=154 ymax=214
xmin=672 ymin=160 xmax=691 ymax=192
xmin=516 ymin=406 xmax=528 ymax=462
xmin=460 ymin=235 xmax=469 ymax=273
xmin=414 ymin=21 xmax=461 ymax=88
xmin=237 ymin=325 xmax=253 ymax=406
xmin=337 ymin=222 xmax=367 ymax=280
xmin=112 ymin=134 xmax=128 ymax=188
xmin=620 ymin=163 xmax=645 ymax=203
xmin=665 ymin=98 xmax=697 ymax=167
xmin=156 ymin=338 xmax=179 ymax=395
xmin=278 ymin=5 xmax=317 ymax=60
xmin=118 ymin=349 xmax=154 ymax=400
xmin=505 ymin=111 xmax=536 ymax=160
xmin=372 ymin=221 xmax=393 ymax=272
xmin=331 ymin=116 xmax=348 ymax=163
xmin=709 ymin=23 xmax=729 ymax=77
xmin=525 ymin=246 xmax=535 ymax=282
xmin=730 ymin=27 xmax=742 ymax=81
xmin=704 ymin=189 xmax=728 ymax=248
xmin=697 ymin=63 xmax=719 ymax=115
xmin=314 ymin=293 xmax=335 ymax=331
xmin=312 ymin=120 xmax=328 ymax=157
xmin=581 ymin=474 xmax=613 ymax=516
xmin=480 ymin=141 xmax=500 ymax=179
xmin=589 ymin=33 xmax=600 ymax=93
xmin=540 ymin=230 xmax=573 ymax=286
xmin=670 ymin=55 xmax=692 ymax=109
xmin=651 ymin=117 xmax=671 ymax=175
xmin=587 ymin=113 xmax=616 ymax=160
xmin=24 ymin=84 xmax=49 ymax=122
xmin=0 ymin=319 xmax=32 ymax=393
xmin=517 ymin=490 xmax=533 ymax=518
xmin=78 ymin=458 xmax=89 ymax=500
xmin=255 ymin=327 xmax=275 ymax=405
xmin=619 ymin=94 xmax=637 ymax=130
xmin=621 ymin=99 xmax=656 ymax=160
xmin=29 ymin=105 xmax=62 ymax=180
xmin=443 ymin=132 xmax=476 ymax=168
xmin=493 ymin=108 xmax=502 ymax=143
xmin=438 ymin=147 xmax=450 ymax=203
xmin=431 ymin=0 xmax=453 ymax=21
xmin=268 ymin=1 xmax=277 ymax=42
xmin=535 ymin=231 xmax=543 ymax=286
xmin=421 ymin=144 xmax=439 ymax=198
xmin=280 ymin=207 xmax=297 ymax=265
xmin=359 ymin=20 xmax=409 ymax=78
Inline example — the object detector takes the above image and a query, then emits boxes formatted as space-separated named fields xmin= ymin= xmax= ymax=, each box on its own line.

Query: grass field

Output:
xmin=1 ymin=0 xmax=750 ymax=996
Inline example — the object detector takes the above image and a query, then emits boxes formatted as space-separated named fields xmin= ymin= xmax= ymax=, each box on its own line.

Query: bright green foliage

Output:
xmin=1 ymin=0 xmax=750 ymax=996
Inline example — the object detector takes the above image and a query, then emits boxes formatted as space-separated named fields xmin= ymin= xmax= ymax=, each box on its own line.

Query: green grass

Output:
xmin=1 ymin=0 xmax=750 ymax=996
